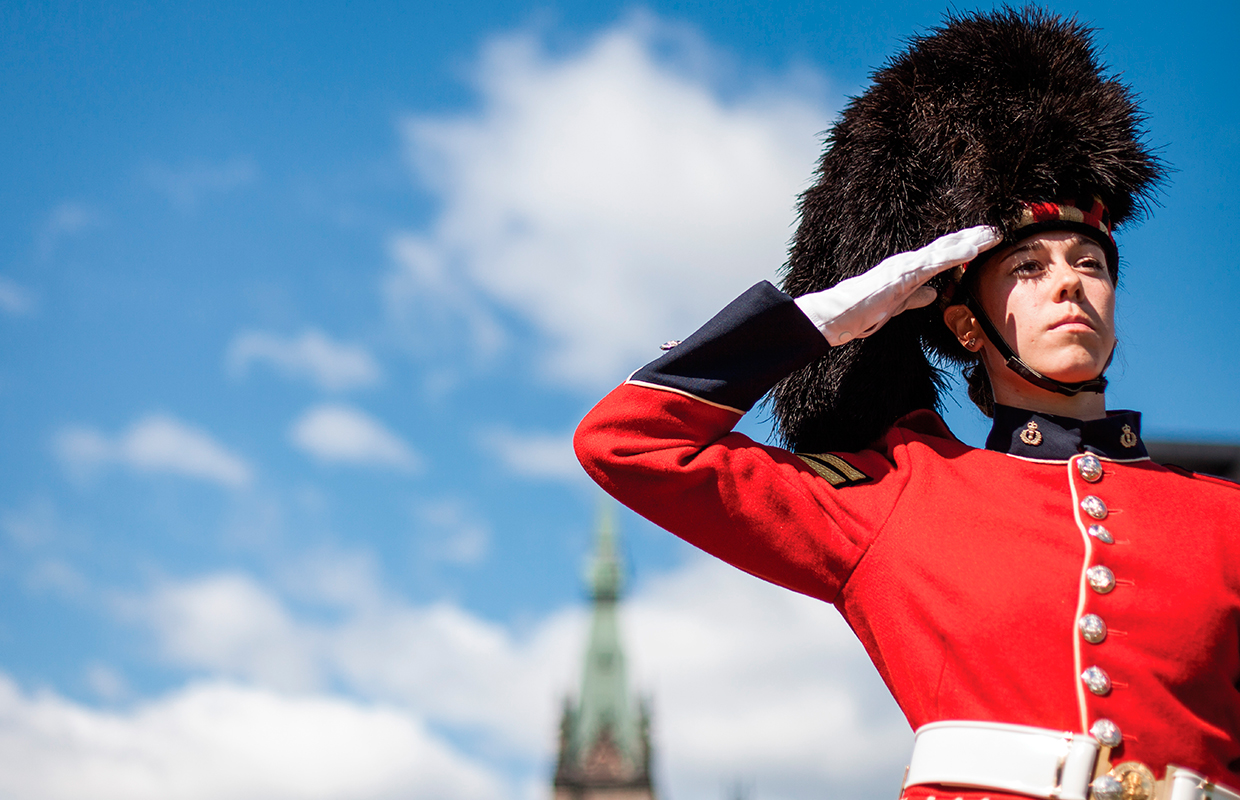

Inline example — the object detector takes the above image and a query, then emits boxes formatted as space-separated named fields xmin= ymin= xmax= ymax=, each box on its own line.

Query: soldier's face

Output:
xmin=975 ymin=230 xmax=1116 ymax=385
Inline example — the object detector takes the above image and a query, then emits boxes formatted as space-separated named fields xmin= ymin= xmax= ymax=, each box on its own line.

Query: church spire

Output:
xmin=553 ymin=501 xmax=655 ymax=800
xmin=574 ymin=501 xmax=634 ymax=761
xmin=587 ymin=501 xmax=622 ymax=601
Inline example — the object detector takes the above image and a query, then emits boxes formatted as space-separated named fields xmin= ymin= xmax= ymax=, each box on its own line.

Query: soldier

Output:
xmin=575 ymin=9 xmax=1240 ymax=800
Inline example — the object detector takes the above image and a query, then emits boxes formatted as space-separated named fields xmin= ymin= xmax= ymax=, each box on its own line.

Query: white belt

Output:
xmin=903 ymin=721 xmax=1240 ymax=800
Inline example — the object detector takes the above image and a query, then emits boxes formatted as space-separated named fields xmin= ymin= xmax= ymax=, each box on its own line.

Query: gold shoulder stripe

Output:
xmin=815 ymin=453 xmax=868 ymax=482
xmin=796 ymin=454 xmax=847 ymax=486
xmin=795 ymin=453 xmax=871 ymax=487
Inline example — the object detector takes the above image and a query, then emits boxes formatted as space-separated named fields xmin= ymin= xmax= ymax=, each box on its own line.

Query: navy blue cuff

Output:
xmin=629 ymin=281 xmax=830 ymax=412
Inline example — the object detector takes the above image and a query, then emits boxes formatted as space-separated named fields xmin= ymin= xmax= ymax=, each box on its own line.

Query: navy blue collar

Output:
xmin=985 ymin=404 xmax=1149 ymax=461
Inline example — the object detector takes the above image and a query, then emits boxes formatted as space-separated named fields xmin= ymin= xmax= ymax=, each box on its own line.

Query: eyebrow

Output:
xmin=1005 ymin=233 xmax=1098 ymax=258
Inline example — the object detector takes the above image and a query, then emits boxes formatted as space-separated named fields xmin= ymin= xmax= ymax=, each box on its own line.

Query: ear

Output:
xmin=943 ymin=304 xmax=983 ymax=352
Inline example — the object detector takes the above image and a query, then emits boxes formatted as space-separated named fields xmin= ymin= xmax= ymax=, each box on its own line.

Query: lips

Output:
xmin=1051 ymin=315 xmax=1096 ymax=331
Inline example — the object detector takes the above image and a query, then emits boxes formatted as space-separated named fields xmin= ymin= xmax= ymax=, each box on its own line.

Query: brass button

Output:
xmin=1077 ymin=454 xmax=1104 ymax=482
xmin=1082 ymin=665 xmax=1112 ymax=695
xmin=1090 ymin=718 xmax=1122 ymax=747
xmin=1088 ymin=524 xmax=1114 ymax=544
xmin=1081 ymin=495 xmax=1108 ymax=520
xmin=1079 ymin=614 xmax=1108 ymax=644
xmin=1087 ymin=565 xmax=1116 ymax=594
xmin=1091 ymin=775 xmax=1123 ymax=800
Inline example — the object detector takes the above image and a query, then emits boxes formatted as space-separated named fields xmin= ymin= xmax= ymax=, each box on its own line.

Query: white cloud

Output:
xmin=0 ymin=276 xmax=34 ymax=315
xmin=415 ymin=498 xmax=491 ymax=565
xmin=289 ymin=404 xmax=421 ymax=471
xmin=139 ymin=573 xmax=323 ymax=691
xmin=128 ymin=553 xmax=907 ymax=800
xmin=227 ymin=329 xmax=382 ymax=391
xmin=144 ymin=158 xmax=257 ymax=210
xmin=54 ymin=415 xmax=253 ymax=488
xmin=85 ymin=663 xmax=130 ymax=702
xmin=2 ymin=497 xmax=60 ymax=548
xmin=627 ymin=558 xmax=910 ymax=800
xmin=37 ymin=201 xmax=102 ymax=258
xmin=276 ymin=547 xmax=386 ymax=610
xmin=482 ymin=427 xmax=582 ymax=482
xmin=0 ymin=676 xmax=501 ymax=800
xmin=388 ymin=14 xmax=829 ymax=389
xmin=26 ymin=559 xmax=88 ymax=598
xmin=130 ymin=569 xmax=579 ymax=752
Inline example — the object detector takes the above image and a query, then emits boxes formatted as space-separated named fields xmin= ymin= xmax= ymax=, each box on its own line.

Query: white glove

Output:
xmin=795 ymin=225 xmax=1003 ymax=346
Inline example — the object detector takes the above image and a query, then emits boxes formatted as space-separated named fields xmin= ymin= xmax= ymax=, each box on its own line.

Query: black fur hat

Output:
xmin=770 ymin=6 xmax=1164 ymax=453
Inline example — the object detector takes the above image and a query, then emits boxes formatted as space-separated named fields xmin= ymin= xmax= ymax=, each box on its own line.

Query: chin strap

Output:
xmin=963 ymin=293 xmax=1109 ymax=397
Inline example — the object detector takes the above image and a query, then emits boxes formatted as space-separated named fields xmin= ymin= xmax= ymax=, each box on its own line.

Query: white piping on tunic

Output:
xmin=623 ymin=377 xmax=746 ymax=415
xmin=1067 ymin=454 xmax=1094 ymax=734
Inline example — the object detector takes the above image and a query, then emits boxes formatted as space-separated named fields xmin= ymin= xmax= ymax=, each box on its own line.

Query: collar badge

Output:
xmin=1019 ymin=421 xmax=1043 ymax=446
xmin=1120 ymin=424 xmax=1139 ymax=449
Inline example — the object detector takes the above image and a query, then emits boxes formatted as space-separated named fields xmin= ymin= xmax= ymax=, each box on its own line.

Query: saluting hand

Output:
xmin=795 ymin=226 xmax=1002 ymax=346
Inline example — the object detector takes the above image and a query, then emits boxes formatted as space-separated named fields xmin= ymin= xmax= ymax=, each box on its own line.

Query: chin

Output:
xmin=1026 ymin=336 xmax=1113 ymax=385
xmin=1034 ymin=355 xmax=1109 ymax=385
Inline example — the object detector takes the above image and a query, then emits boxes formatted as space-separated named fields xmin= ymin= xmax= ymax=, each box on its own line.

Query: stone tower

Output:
xmin=553 ymin=504 xmax=656 ymax=800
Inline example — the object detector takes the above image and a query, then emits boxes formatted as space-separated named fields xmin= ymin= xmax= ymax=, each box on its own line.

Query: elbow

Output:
xmin=574 ymin=388 xmax=649 ymax=492
xmin=573 ymin=404 xmax=612 ymax=481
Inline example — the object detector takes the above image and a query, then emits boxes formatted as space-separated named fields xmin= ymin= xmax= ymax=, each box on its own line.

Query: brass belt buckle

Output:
xmin=1092 ymin=761 xmax=1157 ymax=800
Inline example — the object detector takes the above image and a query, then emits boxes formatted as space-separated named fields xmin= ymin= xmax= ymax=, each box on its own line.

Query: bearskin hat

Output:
xmin=770 ymin=6 xmax=1164 ymax=453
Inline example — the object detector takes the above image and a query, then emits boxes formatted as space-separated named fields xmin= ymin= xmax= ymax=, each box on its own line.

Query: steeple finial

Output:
xmin=588 ymin=499 xmax=622 ymax=602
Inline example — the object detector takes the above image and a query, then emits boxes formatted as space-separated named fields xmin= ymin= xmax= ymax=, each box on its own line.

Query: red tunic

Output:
xmin=574 ymin=282 xmax=1240 ymax=799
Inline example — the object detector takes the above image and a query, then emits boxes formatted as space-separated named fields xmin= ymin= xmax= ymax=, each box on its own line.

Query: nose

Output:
xmin=1051 ymin=257 xmax=1086 ymax=302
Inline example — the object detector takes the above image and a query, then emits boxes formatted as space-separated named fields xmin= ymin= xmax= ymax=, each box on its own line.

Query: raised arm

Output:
xmin=574 ymin=227 xmax=999 ymax=603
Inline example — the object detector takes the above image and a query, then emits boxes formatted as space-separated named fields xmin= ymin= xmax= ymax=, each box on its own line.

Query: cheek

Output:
xmin=975 ymin=273 xmax=1019 ymax=331
xmin=1088 ymin=283 xmax=1117 ymax=337
xmin=995 ymin=283 xmax=1040 ymax=339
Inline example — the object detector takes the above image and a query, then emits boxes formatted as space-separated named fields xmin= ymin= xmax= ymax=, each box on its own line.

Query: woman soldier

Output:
xmin=574 ymin=9 xmax=1240 ymax=800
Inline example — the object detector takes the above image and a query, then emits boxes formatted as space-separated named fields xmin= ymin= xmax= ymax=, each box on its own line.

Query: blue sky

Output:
xmin=1 ymin=2 xmax=1237 ymax=799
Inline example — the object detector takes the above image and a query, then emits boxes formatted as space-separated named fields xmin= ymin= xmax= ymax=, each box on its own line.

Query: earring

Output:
xmin=965 ymin=337 xmax=978 ymax=350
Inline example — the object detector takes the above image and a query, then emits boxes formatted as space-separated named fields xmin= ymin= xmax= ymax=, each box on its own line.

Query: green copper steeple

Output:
xmin=573 ymin=502 xmax=634 ymax=759
xmin=553 ymin=502 xmax=655 ymax=799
